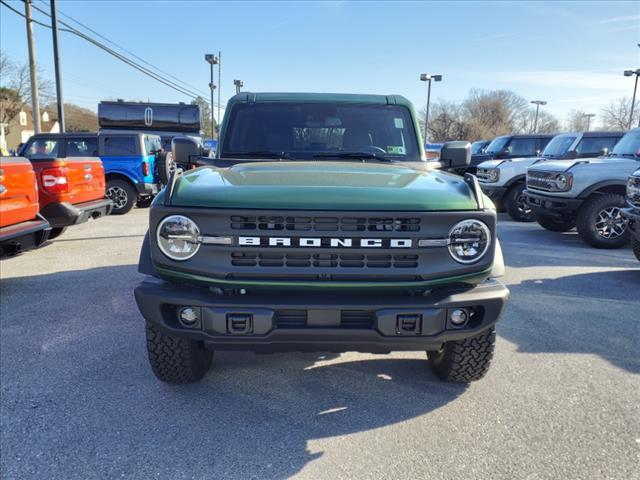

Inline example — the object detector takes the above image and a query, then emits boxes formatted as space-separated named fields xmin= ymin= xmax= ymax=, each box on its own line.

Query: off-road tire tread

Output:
xmin=145 ymin=321 xmax=212 ymax=383
xmin=428 ymin=328 xmax=496 ymax=382
xmin=536 ymin=215 xmax=575 ymax=232
xmin=576 ymin=193 xmax=629 ymax=249
xmin=505 ymin=183 xmax=535 ymax=222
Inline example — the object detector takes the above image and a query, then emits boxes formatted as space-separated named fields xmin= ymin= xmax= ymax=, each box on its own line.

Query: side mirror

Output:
xmin=535 ymin=149 xmax=541 ymax=156
xmin=599 ymin=147 xmax=609 ymax=156
xmin=172 ymin=136 xmax=203 ymax=165
xmin=498 ymin=147 xmax=510 ymax=157
xmin=439 ymin=141 xmax=471 ymax=169
xmin=564 ymin=150 xmax=578 ymax=160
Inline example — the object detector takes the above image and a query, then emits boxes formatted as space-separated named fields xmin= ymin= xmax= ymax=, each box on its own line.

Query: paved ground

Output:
xmin=1 ymin=208 xmax=638 ymax=480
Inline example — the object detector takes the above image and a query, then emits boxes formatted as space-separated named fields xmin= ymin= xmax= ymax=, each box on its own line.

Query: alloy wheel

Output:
xmin=595 ymin=207 xmax=627 ymax=239
xmin=106 ymin=186 xmax=128 ymax=210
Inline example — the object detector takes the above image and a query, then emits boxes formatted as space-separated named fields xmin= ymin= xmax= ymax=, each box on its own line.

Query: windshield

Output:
xmin=542 ymin=136 xmax=576 ymax=157
xmin=471 ymin=141 xmax=488 ymax=154
xmin=221 ymin=103 xmax=420 ymax=161
xmin=611 ymin=130 xmax=640 ymax=157
xmin=484 ymin=136 xmax=510 ymax=154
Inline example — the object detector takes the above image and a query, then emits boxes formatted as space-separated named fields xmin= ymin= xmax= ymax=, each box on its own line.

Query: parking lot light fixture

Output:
xmin=234 ymin=79 xmax=244 ymax=95
xmin=623 ymin=69 xmax=640 ymax=128
xmin=583 ymin=113 xmax=596 ymax=131
xmin=420 ymin=73 xmax=443 ymax=144
xmin=530 ymin=100 xmax=547 ymax=133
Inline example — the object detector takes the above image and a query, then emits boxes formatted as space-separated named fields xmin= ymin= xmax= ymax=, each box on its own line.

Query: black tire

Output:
xmin=47 ymin=227 xmax=67 ymax=240
xmin=156 ymin=151 xmax=175 ymax=185
xmin=576 ymin=194 xmax=629 ymax=249
xmin=632 ymin=237 xmax=640 ymax=261
xmin=136 ymin=196 xmax=153 ymax=209
xmin=505 ymin=183 xmax=535 ymax=222
xmin=145 ymin=321 xmax=213 ymax=384
xmin=536 ymin=214 xmax=576 ymax=232
xmin=106 ymin=179 xmax=136 ymax=215
xmin=427 ymin=328 xmax=496 ymax=383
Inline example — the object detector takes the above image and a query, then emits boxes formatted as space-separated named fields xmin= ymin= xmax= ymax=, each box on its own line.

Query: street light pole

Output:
xmin=419 ymin=73 xmax=442 ymax=145
xmin=217 ymin=50 xmax=221 ymax=135
xmin=530 ymin=100 xmax=547 ymax=133
xmin=24 ymin=0 xmax=41 ymax=134
xmin=583 ymin=113 xmax=595 ymax=131
xmin=50 ymin=0 xmax=65 ymax=132
xmin=623 ymin=69 xmax=640 ymax=129
xmin=205 ymin=54 xmax=219 ymax=139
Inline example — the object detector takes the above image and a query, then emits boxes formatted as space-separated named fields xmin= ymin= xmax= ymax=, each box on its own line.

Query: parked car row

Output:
xmin=1 ymin=128 xmax=179 ymax=259
xmin=476 ymin=128 xmax=640 ymax=259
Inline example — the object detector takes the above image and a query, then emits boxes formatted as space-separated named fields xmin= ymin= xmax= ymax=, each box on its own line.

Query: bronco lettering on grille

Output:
xmin=238 ymin=236 xmax=413 ymax=248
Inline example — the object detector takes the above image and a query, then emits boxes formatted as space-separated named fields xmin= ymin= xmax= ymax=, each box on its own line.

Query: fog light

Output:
xmin=449 ymin=308 xmax=468 ymax=326
xmin=178 ymin=307 xmax=200 ymax=327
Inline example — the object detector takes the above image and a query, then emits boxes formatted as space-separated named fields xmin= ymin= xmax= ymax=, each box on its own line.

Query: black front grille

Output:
xmin=231 ymin=252 xmax=419 ymax=268
xmin=476 ymin=168 xmax=492 ymax=182
xmin=527 ymin=171 xmax=556 ymax=191
xmin=274 ymin=310 xmax=375 ymax=329
xmin=628 ymin=176 xmax=640 ymax=208
xmin=230 ymin=216 xmax=421 ymax=232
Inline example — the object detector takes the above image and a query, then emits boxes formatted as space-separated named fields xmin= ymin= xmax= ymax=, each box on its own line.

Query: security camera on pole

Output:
xmin=419 ymin=73 xmax=442 ymax=145
xmin=234 ymin=79 xmax=244 ymax=95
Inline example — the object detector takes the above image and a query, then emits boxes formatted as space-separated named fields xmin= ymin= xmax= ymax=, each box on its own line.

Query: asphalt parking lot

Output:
xmin=1 ymin=208 xmax=638 ymax=480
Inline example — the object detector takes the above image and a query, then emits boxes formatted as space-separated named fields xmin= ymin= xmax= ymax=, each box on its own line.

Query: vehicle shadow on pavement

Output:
xmin=0 ymin=265 xmax=467 ymax=480
xmin=500 ymin=269 xmax=640 ymax=374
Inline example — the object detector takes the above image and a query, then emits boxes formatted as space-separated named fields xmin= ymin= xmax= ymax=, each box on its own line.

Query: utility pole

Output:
xmin=50 ymin=0 xmax=65 ymax=132
xmin=24 ymin=0 xmax=41 ymax=134
xmin=530 ymin=100 xmax=547 ymax=133
xmin=217 ymin=50 xmax=221 ymax=136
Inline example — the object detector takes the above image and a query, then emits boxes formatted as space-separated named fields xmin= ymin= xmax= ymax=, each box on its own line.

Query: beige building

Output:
xmin=1 ymin=106 xmax=59 ymax=153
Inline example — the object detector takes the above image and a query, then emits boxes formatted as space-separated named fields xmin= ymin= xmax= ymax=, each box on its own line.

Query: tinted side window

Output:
xmin=538 ymin=137 xmax=552 ymax=152
xmin=576 ymin=137 xmax=621 ymax=156
xmin=507 ymin=138 xmax=537 ymax=156
xmin=66 ymin=138 xmax=98 ymax=157
xmin=24 ymin=138 xmax=59 ymax=160
xmin=104 ymin=136 xmax=137 ymax=156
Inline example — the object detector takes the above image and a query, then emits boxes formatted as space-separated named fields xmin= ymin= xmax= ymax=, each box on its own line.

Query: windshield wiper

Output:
xmin=613 ymin=152 xmax=637 ymax=158
xmin=312 ymin=151 xmax=394 ymax=162
xmin=223 ymin=151 xmax=290 ymax=159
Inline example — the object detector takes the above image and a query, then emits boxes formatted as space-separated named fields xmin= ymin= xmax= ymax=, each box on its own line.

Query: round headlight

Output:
xmin=555 ymin=174 xmax=567 ymax=190
xmin=156 ymin=215 xmax=201 ymax=261
xmin=448 ymin=220 xmax=491 ymax=264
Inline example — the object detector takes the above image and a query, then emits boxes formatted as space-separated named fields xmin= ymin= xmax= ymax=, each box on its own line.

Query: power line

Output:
xmin=1 ymin=0 xmax=224 ymax=108
xmin=39 ymin=0 xmax=212 ymax=98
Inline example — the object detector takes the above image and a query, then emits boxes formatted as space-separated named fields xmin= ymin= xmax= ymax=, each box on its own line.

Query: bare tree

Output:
xmin=566 ymin=110 xmax=589 ymax=131
xmin=600 ymin=97 xmax=639 ymax=131
xmin=0 ymin=53 xmax=54 ymax=130
xmin=419 ymin=100 xmax=468 ymax=142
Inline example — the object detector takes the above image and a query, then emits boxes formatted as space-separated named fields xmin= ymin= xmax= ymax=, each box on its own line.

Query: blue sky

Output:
xmin=1 ymin=0 xmax=639 ymax=124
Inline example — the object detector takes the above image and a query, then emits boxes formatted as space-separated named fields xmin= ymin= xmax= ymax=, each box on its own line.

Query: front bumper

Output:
xmin=0 ymin=214 xmax=50 ymax=258
xmin=622 ymin=206 xmax=640 ymax=240
xmin=134 ymin=277 xmax=509 ymax=353
xmin=479 ymin=184 xmax=508 ymax=202
xmin=41 ymin=198 xmax=113 ymax=228
xmin=523 ymin=189 xmax=583 ymax=220
xmin=135 ymin=182 xmax=160 ymax=197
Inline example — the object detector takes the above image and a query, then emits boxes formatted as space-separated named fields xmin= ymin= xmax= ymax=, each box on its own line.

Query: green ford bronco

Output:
xmin=134 ymin=93 xmax=509 ymax=384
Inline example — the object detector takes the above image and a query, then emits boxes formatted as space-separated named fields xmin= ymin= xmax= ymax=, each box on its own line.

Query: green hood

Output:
xmin=170 ymin=161 xmax=478 ymax=211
